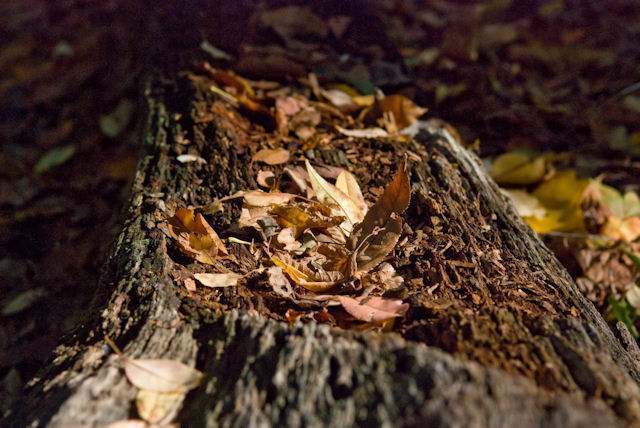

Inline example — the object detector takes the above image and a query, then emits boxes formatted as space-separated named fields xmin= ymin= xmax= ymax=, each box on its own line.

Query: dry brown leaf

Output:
xmin=257 ymin=170 xmax=275 ymax=188
xmin=290 ymin=106 xmax=321 ymax=140
xmin=336 ymin=126 xmax=388 ymax=139
xmin=124 ymin=358 xmax=203 ymax=393
xmin=360 ymin=263 xmax=404 ymax=290
xmin=361 ymin=95 xmax=427 ymax=130
xmin=136 ymin=389 xmax=185 ymax=424
xmin=271 ymin=255 xmax=339 ymax=292
xmin=243 ymin=190 xmax=297 ymax=207
xmin=277 ymin=227 xmax=301 ymax=251
xmin=168 ymin=208 xmax=229 ymax=265
xmin=194 ymin=273 xmax=242 ymax=288
xmin=252 ymin=148 xmax=290 ymax=165
xmin=270 ymin=203 xmax=342 ymax=230
xmin=627 ymin=285 xmax=640 ymax=309
xmin=355 ymin=217 xmax=402 ymax=272
xmin=348 ymin=160 xmax=410 ymax=252
xmin=305 ymin=159 xmax=364 ymax=225
xmin=183 ymin=278 xmax=196 ymax=291
xmin=337 ymin=295 xmax=409 ymax=322
xmin=328 ymin=15 xmax=352 ymax=39
xmin=238 ymin=205 xmax=270 ymax=229
xmin=266 ymin=265 xmax=297 ymax=300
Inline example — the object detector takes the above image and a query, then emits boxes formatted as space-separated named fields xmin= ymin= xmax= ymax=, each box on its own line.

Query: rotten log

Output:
xmin=7 ymin=4 xmax=640 ymax=425
xmin=5 ymin=70 xmax=640 ymax=427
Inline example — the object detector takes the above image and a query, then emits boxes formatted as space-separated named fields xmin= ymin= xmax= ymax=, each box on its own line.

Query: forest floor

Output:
xmin=2 ymin=0 xmax=640 ymax=415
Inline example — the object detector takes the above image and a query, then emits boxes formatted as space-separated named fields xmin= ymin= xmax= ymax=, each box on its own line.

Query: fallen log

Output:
xmin=7 ymin=4 xmax=640 ymax=427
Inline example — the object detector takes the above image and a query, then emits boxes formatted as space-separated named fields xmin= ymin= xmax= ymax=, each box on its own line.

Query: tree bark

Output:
xmin=7 ymin=4 xmax=640 ymax=428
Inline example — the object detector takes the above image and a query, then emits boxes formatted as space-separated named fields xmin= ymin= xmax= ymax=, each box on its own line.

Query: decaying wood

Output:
xmin=6 ymin=65 xmax=640 ymax=427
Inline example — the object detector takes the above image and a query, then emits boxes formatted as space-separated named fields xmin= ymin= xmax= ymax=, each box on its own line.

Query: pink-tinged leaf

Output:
xmin=257 ymin=170 xmax=275 ymax=188
xmin=252 ymin=148 xmax=290 ymax=165
xmin=194 ymin=273 xmax=242 ymax=288
xmin=337 ymin=295 xmax=409 ymax=322
xmin=124 ymin=358 xmax=203 ymax=392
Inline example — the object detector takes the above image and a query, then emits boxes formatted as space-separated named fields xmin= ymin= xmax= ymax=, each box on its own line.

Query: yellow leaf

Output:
xmin=352 ymin=95 xmax=375 ymax=107
xmin=523 ymin=172 xmax=587 ymax=233
xmin=168 ymin=209 xmax=229 ymax=264
xmin=270 ymin=256 xmax=338 ymax=292
xmin=270 ymin=256 xmax=311 ymax=283
xmin=270 ymin=203 xmax=341 ymax=229
xmin=335 ymin=170 xmax=368 ymax=216
xmin=533 ymin=171 xmax=589 ymax=209
xmin=524 ymin=206 xmax=585 ymax=234
xmin=502 ymin=189 xmax=546 ymax=219
xmin=490 ymin=152 xmax=546 ymax=185
xmin=305 ymin=159 xmax=364 ymax=225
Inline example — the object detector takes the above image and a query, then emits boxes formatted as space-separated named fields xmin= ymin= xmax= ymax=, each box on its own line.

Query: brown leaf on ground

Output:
xmin=355 ymin=216 xmax=402 ymax=272
xmin=361 ymin=95 xmax=427 ymax=130
xmin=335 ymin=170 xmax=368 ymax=216
xmin=348 ymin=160 xmax=411 ymax=252
xmin=305 ymin=159 xmax=365 ymax=226
xmin=194 ymin=273 xmax=242 ymax=288
xmin=257 ymin=170 xmax=275 ymax=188
xmin=266 ymin=266 xmax=297 ymax=300
xmin=168 ymin=208 xmax=229 ymax=265
xmin=271 ymin=254 xmax=342 ymax=292
xmin=252 ymin=148 xmax=290 ymax=165
xmin=337 ymin=295 xmax=409 ymax=322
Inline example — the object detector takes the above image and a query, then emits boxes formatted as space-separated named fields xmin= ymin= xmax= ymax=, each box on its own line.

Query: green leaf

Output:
xmin=591 ymin=181 xmax=625 ymax=218
xmin=607 ymin=296 xmax=639 ymax=338
xmin=622 ymin=249 xmax=640 ymax=272
xmin=623 ymin=191 xmax=640 ymax=218
xmin=34 ymin=145 xmax=75 ymax=174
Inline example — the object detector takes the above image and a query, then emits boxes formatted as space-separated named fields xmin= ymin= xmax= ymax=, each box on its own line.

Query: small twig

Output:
xmin=104 ymin=335 xmax=124 ymax=356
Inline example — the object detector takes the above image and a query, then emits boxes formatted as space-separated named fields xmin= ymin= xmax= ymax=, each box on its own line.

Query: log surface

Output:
xmin=6 ymin=69 xmax=640 ymax=427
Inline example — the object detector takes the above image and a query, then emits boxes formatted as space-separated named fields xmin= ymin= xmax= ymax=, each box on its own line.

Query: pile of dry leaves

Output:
xmin=164 ymin=149 xmax=413 ymax=328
